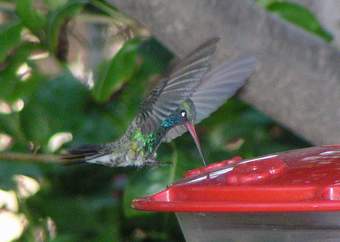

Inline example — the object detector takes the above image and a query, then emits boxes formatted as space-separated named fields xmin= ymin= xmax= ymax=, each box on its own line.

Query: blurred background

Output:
xmin=0 ymin=0 xmax=337 ymax=241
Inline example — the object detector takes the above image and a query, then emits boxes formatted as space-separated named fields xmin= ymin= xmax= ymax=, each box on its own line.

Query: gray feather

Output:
xmin=193 ymin=56 xmax=256 ymax=122
xmin=137 ymin=38 xmax=219 ymax=134
xmin=163 ymin=56 xmax=256 ymax=142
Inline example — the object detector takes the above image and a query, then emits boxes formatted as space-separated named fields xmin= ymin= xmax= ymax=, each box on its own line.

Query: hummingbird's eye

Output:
xmin=180 ymin=110 xmax=187 ymax=118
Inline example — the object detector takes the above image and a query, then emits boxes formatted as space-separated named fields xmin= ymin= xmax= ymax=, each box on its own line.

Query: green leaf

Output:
xmin=20 ymin=99 xmax=52 ymax=145
xmin=11 ymin=72 xmax=44 ymax=101
xmin=46 ymin=0 xmax=87 ymax=54
xmin=0 ymin=112 xmax=26 ymax=142
xmin=138 ymin=38 xmax=173 ymax=76
xmin=20 ymin=73 xmax=89 ymax=147
xmin=27 ymin=193 xmax=120 ymax=242
xmin=43 ymin=0 xmax=68 ymax=10
xmin=266 ymin=2 xmax=333 ymax=42
xmin=15 ymin=0 xmax=47 ymax=36
xmin=92 ymin=38 xmax=142 ymax=103
xmin=0 ymin=43 xmax=38 ymax=102
xmin=0 ymin=21 xmax=23 ymax=62
xmin=0 ymin=160 xmax=41 ymax=190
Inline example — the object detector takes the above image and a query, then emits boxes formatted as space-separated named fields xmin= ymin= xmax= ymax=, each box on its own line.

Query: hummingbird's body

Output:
xmin=82 ymin=124 xmax=158 ymax=167
xmin=75 ymin=102 xmax=193 ymax=167
xmin=62 ymin=38 xmax=256 ymax=167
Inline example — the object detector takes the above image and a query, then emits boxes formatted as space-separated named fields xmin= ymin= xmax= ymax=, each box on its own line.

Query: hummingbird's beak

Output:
xmin=184 ymin=122 xmax=207 ymax=166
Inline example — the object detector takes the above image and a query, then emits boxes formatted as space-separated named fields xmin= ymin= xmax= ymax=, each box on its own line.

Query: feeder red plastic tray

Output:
xmin=133 ymin=145 xmax=340 ymax=212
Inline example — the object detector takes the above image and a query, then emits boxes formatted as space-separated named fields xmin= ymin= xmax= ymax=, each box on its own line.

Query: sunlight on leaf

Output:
xmin=0 ymin=133 xmax=12 ymax=151
xmin=47 ymin=132 xmax=73 ymax=152
xmin=14 ymin=175 xmax=40 ymax=198
xmin=0 ymin=101 xmax=11 ymax=114
xmin=15 ymin=0 xmax=46 ymax=36
xmin=0 ymin=189 xmax=26 ymax=242
xmin=16 ymin=62 xmax=32 ymax=81
xmin=0 ymin=211 xmax=27 ymax=242
xmin=11 ymin=99 xmax=24 ymax=112
xmin=0 ymin=189 xmax=18 ymax=212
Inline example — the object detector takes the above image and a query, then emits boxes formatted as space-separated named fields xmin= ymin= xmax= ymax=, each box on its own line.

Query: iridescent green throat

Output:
xmin=132 ymin=115 xmax=181 ymax=157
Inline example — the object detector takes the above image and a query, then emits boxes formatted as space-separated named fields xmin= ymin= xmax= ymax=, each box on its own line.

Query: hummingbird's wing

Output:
xmin=163 ymin=56 xmax=257 ymax=142
xmin=137 ymin=38 xmax=219 ymax=133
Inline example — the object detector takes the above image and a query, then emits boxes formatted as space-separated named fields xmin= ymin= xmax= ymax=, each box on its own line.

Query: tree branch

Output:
xmin=0 ymin=152 xmax=63 ymax=164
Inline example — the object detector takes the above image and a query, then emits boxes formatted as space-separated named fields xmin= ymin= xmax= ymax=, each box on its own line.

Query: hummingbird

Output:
xmin=62 ymin=38 xmax=256 ymax=167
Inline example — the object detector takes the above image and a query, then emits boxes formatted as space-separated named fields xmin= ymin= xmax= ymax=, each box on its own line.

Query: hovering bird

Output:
xmin=62 ymin=38 xmax=256 ymax=167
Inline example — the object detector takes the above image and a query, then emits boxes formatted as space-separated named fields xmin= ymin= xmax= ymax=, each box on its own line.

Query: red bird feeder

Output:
xmin=133 ymin=145 xmax=340 ymax=242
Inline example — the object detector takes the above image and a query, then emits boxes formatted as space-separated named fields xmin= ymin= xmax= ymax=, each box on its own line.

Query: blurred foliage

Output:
xmin=0 ymin=0 xmax=331 ymax=241
xmin=92 ymin=38 xmax=142 ymax=103
xmin=257 ymin=0 xmax=333 ymax=42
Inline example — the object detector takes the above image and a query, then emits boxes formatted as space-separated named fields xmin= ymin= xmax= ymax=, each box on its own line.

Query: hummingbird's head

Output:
xmin=177 ymin=100 xmax=196 ymax=124
xmin=162 ymin=100 xmax=207 ymax=166
xmin=161 ymin=100 xmax=196 ymax=129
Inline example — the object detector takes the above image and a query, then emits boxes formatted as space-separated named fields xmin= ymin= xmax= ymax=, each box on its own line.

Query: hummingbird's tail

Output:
xmin=61 ymin=144 xmax=106 ymax=165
